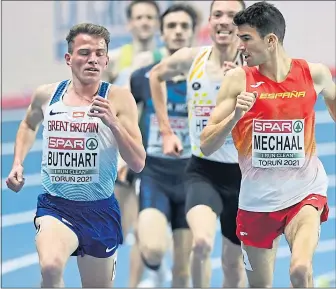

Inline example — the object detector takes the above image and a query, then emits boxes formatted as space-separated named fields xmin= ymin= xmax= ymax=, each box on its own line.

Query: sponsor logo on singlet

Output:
xmin=191 ymin=105 xmax=233 ymax=145
xmin=46 ymin=120 xmax=100 ymax=183
xmin=259 ymin=91 xmax=306 ymax=100
xmin=194 ymin=105 xmax=214 ymax=133
xmin=252 ymin=119 xmax=305 ymax=168
xmin=192 ymin=82 xmax=201 ymax=90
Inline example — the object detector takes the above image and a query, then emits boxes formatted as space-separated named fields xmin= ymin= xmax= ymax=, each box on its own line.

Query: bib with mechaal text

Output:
xmin=252 ymin=119 xmax=305 ymax=168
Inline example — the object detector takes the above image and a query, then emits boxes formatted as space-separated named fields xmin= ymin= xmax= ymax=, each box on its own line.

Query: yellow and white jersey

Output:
xmin=187 ymin=46 xmax=244 ymax=163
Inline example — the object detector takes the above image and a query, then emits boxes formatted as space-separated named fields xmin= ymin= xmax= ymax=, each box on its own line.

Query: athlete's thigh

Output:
xmin=284 ymin=196 xmax=328 ymax=261
xmin=186 ymin=173 xmax=221 ymax=234
xmin=77 ymin=252 xmax=118 ymax=287
xmin=221 ymin=236 xmax=243 ymax=265
xmin=170 ymin=177 xmax=189 ymax=231
xmin=138 ymin=174 xmax=170 ymax=247
xmin=236 ymin=208 xmax=286 ymax=287
xmin=186 ymin=182 xmax=221 ymax=245
xmin=185 ymin=173 xmax=223 ymax=217
xmin=219 ymin=186 xmax=240 ymax=246
xmin=138 ymin=173 xmax=171 ymax=221
xmin=114 ymin=182 xmax=137 ymax=236
xmin=35 ymin=215 xmax=79 ymax=266
xmin=242 ymin=237 xmax=280 ymax=287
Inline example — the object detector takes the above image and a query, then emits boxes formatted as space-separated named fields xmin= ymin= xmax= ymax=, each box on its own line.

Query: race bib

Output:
xmin=192 ymin=105 xmax=214 ymax=137
xmin=46 ymin=136 xmax=100 ymax=183
xmin=147 ymin=114 xmax=189 ymax=156
xmin=252 ymin=119 xmax=305 ymax=168
xmin=191 ymin=105 xmax=233 ymax=144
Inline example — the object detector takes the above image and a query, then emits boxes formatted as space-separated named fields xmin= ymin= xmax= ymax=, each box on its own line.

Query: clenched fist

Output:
xmin=234 ymin=92 xmax=256 ymax=119
xmin=162 ymin=133 xmax=183 ymax=157
xmin=88 ymin=96 xmax=118 ymax=128
xmin=6 ymin=164 xmax=25 ymax=193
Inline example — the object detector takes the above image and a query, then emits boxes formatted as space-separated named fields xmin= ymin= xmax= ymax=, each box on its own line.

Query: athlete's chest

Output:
xmin=204 ymin=61 xmax=224 ymax=83
xmin=189 ymin=65 xmax=222 ymax=103
xmin=247 ymin=81 xmax=316 ymax=120
xmin=44 ymin=104 xmax=102 ymax=135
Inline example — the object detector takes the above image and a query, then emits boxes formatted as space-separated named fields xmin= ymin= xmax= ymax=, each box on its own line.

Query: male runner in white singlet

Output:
xmin=6 ymin=23 xmax=146 ymax=288
xmin=149 ymin=1 xmax=246 ymax=287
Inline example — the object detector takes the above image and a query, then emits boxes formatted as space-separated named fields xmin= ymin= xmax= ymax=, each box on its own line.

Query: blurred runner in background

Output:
xmin=103 ymin=2 xmax=167 ymax=286
xmin=130 ymin=4 xmax=198 ymax=287
xmin=148 ymin=0 xmax=247 ymax=287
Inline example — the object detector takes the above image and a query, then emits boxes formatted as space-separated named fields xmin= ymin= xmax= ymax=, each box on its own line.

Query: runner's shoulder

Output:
xmin=33 ymin=82 xmax=62 ymax=106
xmin=307 ymin=62 xmax=332 ymax=83
xmin=107 ymin=84 xmax=134 ymax=104
xmin=175 ymin=46 xmax=201 ymax=59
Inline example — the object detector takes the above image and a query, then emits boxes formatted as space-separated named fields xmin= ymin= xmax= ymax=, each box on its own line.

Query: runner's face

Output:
xmin=65 ymin=34 xmax=109 ymax=84
xmin=237 ymin=24 xmax=272 ymax=67
xmin=208 ymin=0 xmax=242 ymax=46
xmin=128 ymin=3 xmax=159 ymax=42
xmin=162 ymin=11 xmax=194 ymax=52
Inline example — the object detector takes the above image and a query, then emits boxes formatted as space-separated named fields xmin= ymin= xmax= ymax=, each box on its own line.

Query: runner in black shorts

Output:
xmin=129 ymin=4 xmax=199 ymax=287
xmin=148 ymin=1 xmax=247 ymax=287
xmin=185 ymin=156 xmax=241 ymax=246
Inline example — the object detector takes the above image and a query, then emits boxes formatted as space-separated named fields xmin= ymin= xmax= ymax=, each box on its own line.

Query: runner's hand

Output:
xmin=162 ymin=133 xmax=183 ymax=157
xmin=117 ymin=165 xmax=129 ymax=184
xmin=234 ymin=92 xmax=256 ymax=119
xmin=6 ymin=164 xmax=25 ymax=192
xmin=223 ymin=61 xmax=238 ymax=74
xmin=88 ymin=96 xmax=118 ymax=128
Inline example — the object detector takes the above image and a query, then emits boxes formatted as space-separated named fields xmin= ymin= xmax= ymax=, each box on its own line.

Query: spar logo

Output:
xmin=194 ymin=106 xmax=215 ymax=117
xmin=86 ymin=138 xmax=98 ymax=150
xmin=253 ymin=120 xmax=304 ymax=133
xmin=48 ymin=137 xmax=98 ymax=150
xmin=293 ymin=120 xmax=303 ymax=133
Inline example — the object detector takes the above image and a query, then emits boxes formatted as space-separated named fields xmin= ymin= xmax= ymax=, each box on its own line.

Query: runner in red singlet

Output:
xmin=200 ymin=2 xmax=335 ymax=287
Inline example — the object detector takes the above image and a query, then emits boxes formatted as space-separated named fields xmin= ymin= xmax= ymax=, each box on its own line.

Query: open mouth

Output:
xmin=85 ymin=68 xmax=99 ymax=73
xmin=217 ymin=30 xmax=232 ymax=36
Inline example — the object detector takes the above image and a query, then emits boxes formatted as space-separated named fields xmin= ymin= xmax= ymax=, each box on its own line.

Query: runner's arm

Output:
xmin=313 ymin=64 xmax=336 ymax=122
xmin=111 ymin=87 xmax=146 ymax=173
xmin=129 ymin=67 xmax=146 ymax=122
xmin=103 ymin=49 xmax=119 ymax=83
xmin=200 ymin=67 xmax=245 ymax=156
xmin=149 ymin=47 xmax=196 ymax=135
xmin=13 ymin=85 xmax=50 ymax=166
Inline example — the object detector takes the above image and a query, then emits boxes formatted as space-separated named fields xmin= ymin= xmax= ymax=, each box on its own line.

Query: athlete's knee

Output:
xmin=192 ymin=235 xmax=213 ymax=259
xmin=222 ymin=257 xmax=245 ymax=287
xmin=221 ymin=251 xmax=244 ymax=273
xmin=289 ymin=261 xmax=312 ymax=287
xmin=40 ymin=256 xmax=65 ymax=282
xmin=221 ymin=246 xmax=245 ymax=286
xmin=141 ymin=242 xmax=166 ymax=268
